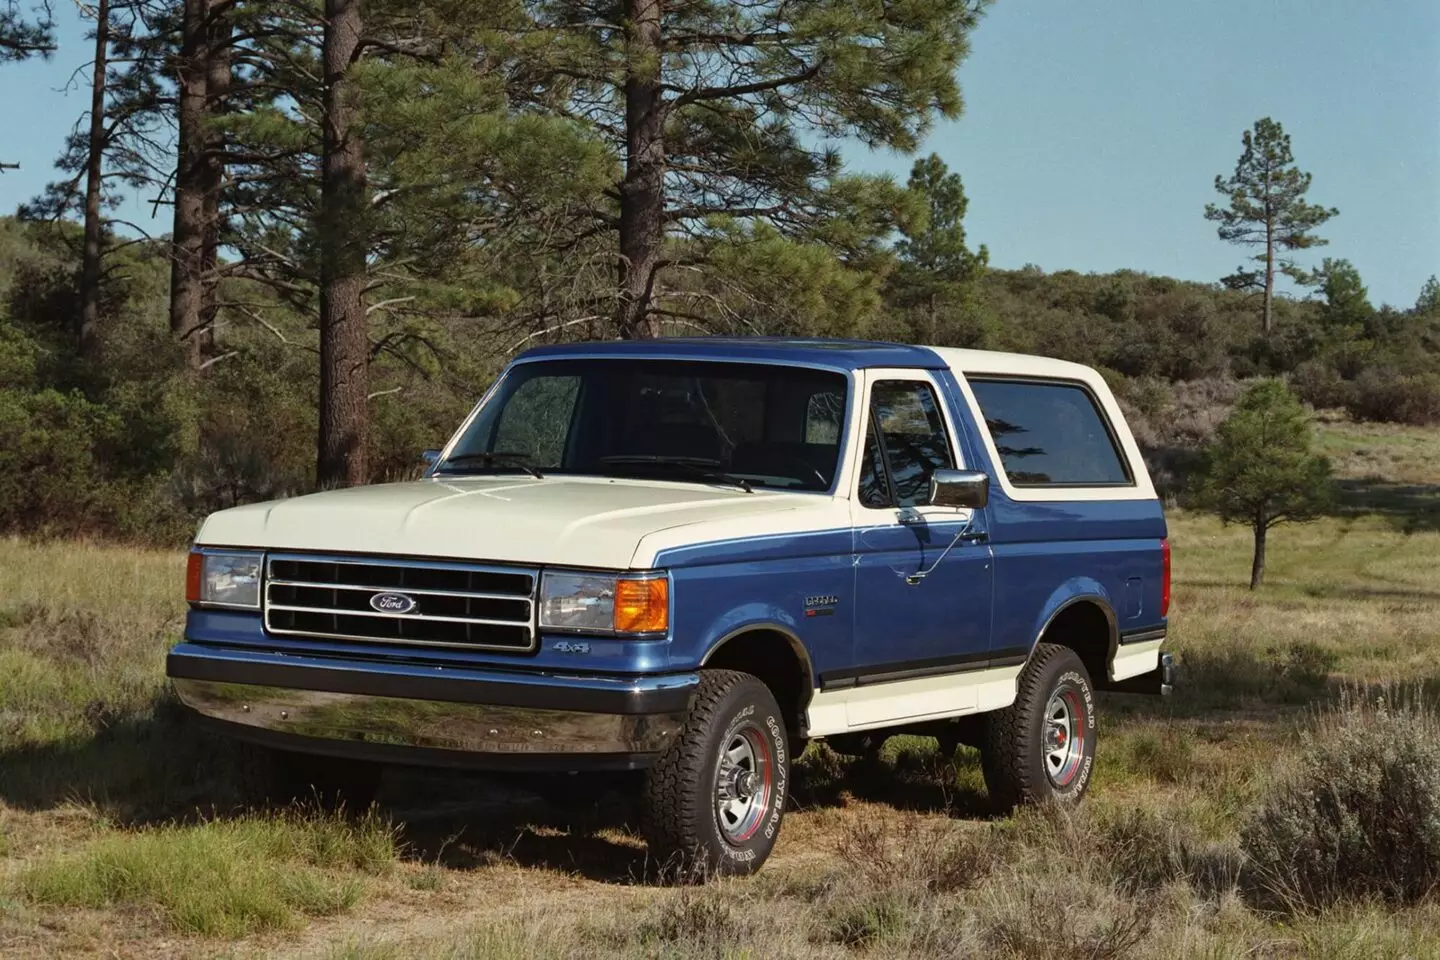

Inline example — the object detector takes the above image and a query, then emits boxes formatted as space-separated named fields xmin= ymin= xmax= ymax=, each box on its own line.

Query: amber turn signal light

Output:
xmin=185 ymin=550 xmax=203 ymax=603
xmin=613 ymin=577 xmax=668 ymax=634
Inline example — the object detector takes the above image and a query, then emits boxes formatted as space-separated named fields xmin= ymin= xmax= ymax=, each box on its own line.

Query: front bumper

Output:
xmin=167 ymin=642 xmax=697 ymax=771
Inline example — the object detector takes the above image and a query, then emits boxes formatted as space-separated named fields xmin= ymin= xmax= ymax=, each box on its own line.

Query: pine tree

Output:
xmin=1 ymin=0 xmax=55 ymax=172
xmin=0 ymin=0 xmax=53 ymax=63
xmin=1416 ymin=275 xmax=1440 ymax=317
xmin=219 ymin=0 xmax=615 ymax=484
xmin=19 ymin=0 xmax=174 ymax=359
xmin=535 ymin=0 xmax=991 ymax=338
xmin=169 ymin=0 xmax=214 ymax=370
xmin=1196 ymin=380 xmax=1334 ymax=589
xmin=891 ymin=153 xmax=988 ymax=342
xmin=1205 ymin=118 xmax=1337 ymax=335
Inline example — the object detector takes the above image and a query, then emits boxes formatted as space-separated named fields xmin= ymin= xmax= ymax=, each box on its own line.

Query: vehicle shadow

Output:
xmin=381 ymin=769 xmax=659 ymax=883
xmin=789 ymin=743 xmax=995 ymax=820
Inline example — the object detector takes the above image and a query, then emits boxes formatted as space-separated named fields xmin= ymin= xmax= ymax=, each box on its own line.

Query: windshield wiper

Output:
xmin=599 ymin=455 xmax=753 ymax=493
xmin=436 ymin=451 xmax=544 ymax=479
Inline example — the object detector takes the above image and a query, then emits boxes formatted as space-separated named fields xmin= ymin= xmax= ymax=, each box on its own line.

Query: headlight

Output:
xmin=186 ymin=550 xmax=264 ymax=609
xmin=539 ymin=571 xmax=668 ymax=635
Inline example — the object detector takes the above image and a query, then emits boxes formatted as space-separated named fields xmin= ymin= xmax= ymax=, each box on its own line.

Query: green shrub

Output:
xmin=1290 ymin=359 xmax=1354 ymax=410
xmin=1345 ymin=370 xmax=1440 ymax=426
xmin=1241 ymin=691 xmax=1440 ymax=913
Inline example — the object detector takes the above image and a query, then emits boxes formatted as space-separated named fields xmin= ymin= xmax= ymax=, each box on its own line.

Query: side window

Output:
xmin=858 ymin=380 xmax=956 ymax=508
xmin=968 ymin=379 xmax=1132 ymax=486
xmin=491 ymin=376 xmax=581 ymax=466
xmin=857 ymin=419 xmax=892 ymax=507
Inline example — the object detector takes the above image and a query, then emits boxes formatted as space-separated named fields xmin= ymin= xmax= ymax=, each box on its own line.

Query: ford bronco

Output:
xmin=169 ymin=338 xmax=1173 ymax=875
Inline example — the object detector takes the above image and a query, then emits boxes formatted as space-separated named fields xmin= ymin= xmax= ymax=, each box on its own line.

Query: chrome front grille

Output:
xmin=263 ymin=554 xmax=538 ymax=652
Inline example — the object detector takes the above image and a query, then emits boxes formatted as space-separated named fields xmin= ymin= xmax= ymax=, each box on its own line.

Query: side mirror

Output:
xmin=421 ymin=450 xmax=442 ymax=467
xmin=928 ymin=469 xmax=989 ymax=509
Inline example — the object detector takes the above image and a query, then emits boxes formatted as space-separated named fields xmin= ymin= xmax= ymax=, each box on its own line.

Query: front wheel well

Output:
xmin=701 ymin=629 xmax=812 ymax=740
xmin=1035 ymin=600 xmax=1114 ymax=685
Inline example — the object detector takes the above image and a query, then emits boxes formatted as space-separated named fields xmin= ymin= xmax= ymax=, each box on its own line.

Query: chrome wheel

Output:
xmin=713 ymin=723 xmax=774 ymax=844
xmin=1043 ymin=687 xmax=1087 ymax=788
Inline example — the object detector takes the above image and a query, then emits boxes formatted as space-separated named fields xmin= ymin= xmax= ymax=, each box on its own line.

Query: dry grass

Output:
xmin=5 ymin=422 xmax=1440 ymax=958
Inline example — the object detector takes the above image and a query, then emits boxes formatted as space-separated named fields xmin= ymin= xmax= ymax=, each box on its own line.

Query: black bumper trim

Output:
xmin=1119 ymin=626 xmax=1167 ymax=646
xmin=818 ymin=646 xmax=1031 ymax=690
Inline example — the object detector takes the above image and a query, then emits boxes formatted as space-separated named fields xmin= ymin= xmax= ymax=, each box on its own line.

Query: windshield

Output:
xmin=437 ymin=359 xmax=849 ymax=492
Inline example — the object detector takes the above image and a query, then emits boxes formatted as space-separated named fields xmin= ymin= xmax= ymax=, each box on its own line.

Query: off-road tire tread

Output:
xmin=980 ymin=642 xmax=1089 ymax=812
xmin=641 ymin=669 xmax=778 ymax=874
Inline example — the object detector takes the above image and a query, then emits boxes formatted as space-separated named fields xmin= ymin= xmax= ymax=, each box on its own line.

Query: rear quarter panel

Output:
xmin=935 ymin=366 xmax=1169 ymax=672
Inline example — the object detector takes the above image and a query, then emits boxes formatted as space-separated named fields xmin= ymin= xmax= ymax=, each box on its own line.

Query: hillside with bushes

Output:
xmin=3 ymin=211 xmax=1437 ymax=541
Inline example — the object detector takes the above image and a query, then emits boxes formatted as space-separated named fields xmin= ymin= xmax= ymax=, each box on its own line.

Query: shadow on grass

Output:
xmin=0 ymin=694 xmax=246 ymax=823
xmin=1331 ymin=479 xmax=1440 ymax=534
xmin=381 ymin=768 xmax=658 ymax=883
xmin=789 ymin=742 xmax=994 ymax=820
xmin=0 ymin=705 xmax=656 ymax=883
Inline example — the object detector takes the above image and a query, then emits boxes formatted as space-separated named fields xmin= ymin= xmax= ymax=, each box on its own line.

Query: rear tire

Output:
xmin=980 ymin=643 xmax=1097 ymax=813
xmin=641 ymin=670 xmax=790 ymax=878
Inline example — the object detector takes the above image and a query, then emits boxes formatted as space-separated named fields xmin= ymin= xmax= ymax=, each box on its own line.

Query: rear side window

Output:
xmin=967 ymin=379 xmax=1131 ymax=487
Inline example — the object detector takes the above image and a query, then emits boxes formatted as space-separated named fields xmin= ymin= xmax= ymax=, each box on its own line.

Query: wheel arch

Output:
xmin=1026 ymin=588 xmax=1119 ymax=686
xmin=700 ymin=624 xmax=815 ymax=740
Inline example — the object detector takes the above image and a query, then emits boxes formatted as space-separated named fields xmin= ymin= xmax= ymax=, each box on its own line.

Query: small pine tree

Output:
xmin=1416 ymin=275 xmax=1440 ymax=317
xmin=1196 ymin=380 xmax=1334 ymax=589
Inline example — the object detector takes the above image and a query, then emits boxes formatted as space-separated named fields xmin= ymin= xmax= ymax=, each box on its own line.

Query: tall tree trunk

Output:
xmin=1262 ymin=210 xmax=1274 ymax=335
xmin=77 ymin=0 xmax=110 ymax=360
xmin=317 ymin=0 xmax=369 ymax=487
xmin=1250 ymin=516 xmax=1267 ymax=590
xmin=616 ymin=0 xmax=663 ymax=340
xmin=198 ymin=10 xmax=232 ymax=362
xmin=169 ymin=0 xmax=209 ymax=370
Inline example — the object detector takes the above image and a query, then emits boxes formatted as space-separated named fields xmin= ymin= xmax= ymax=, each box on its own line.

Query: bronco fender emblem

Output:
xmin=370 ymin=592 xmax=418 ymax=614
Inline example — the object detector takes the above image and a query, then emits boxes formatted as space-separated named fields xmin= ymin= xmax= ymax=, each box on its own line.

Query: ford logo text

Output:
xmin=370 ymin=592 xmax=418 ymax=614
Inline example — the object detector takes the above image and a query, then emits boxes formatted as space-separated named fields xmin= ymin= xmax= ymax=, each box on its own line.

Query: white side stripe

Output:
xmin=806 ymin=664 xmax=1022 ymax=737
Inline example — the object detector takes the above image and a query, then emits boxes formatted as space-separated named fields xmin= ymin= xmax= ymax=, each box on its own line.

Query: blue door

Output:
xmin=843 ymin=373 xmax=994 ymax=684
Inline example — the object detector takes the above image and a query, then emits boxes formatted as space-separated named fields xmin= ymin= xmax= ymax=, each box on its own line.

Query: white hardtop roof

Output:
xmin=922 ymin=346 xmax=1102 ymax=382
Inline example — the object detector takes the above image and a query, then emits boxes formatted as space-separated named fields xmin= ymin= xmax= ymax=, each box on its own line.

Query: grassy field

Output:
xmin=4 ymin=422 xmax=1440 ymax=958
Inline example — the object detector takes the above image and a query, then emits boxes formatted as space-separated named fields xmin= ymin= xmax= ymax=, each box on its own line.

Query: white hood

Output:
xmin=196 ymin=476 xmax=828 ymax=569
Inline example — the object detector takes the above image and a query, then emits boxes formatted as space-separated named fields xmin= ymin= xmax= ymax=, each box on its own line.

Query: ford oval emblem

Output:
xmin=370 ymin=592 xmax=418 ymax=614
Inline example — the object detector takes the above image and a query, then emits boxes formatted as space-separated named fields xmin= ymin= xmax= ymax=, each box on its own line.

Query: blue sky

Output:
xmin=3 ymin=0 xmax=1437 ymax=307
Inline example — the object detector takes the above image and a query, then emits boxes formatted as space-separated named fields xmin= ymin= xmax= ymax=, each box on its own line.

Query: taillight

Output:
xmin=186 ymin=550 xmax=203 ymax=603
xmin=1160 ymin=538 xmax=1171 ymax=618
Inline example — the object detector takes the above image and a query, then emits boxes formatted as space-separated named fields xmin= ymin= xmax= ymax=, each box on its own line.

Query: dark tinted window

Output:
xmin=857 ymin=419 xmax=891 ymax=507
xmin=968 ymin=379 xmax=1131 ymax=486
xmin=859 ymin=381 xmax=956 ymax=508
xmin=443 ymin=360 xmax=848 ymax=492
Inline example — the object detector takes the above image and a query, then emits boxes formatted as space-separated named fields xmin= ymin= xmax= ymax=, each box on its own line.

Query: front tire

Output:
xmin=641 ymin=670 xmax=790 ymax=878
xmin=980 ymin=643 xmax=1097 ymax=812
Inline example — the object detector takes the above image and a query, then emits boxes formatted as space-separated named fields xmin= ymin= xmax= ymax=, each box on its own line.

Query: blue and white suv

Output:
xmin=170 ymin=338 xmax=1172 ymax=875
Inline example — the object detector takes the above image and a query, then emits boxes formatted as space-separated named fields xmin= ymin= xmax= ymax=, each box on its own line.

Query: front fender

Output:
xmin=691 ymin=602 xmax=804 ymax=666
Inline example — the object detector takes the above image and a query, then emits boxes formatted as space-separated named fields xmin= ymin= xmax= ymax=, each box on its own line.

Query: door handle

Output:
xmin=958 ymin=532 xmax=989 ymax=543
